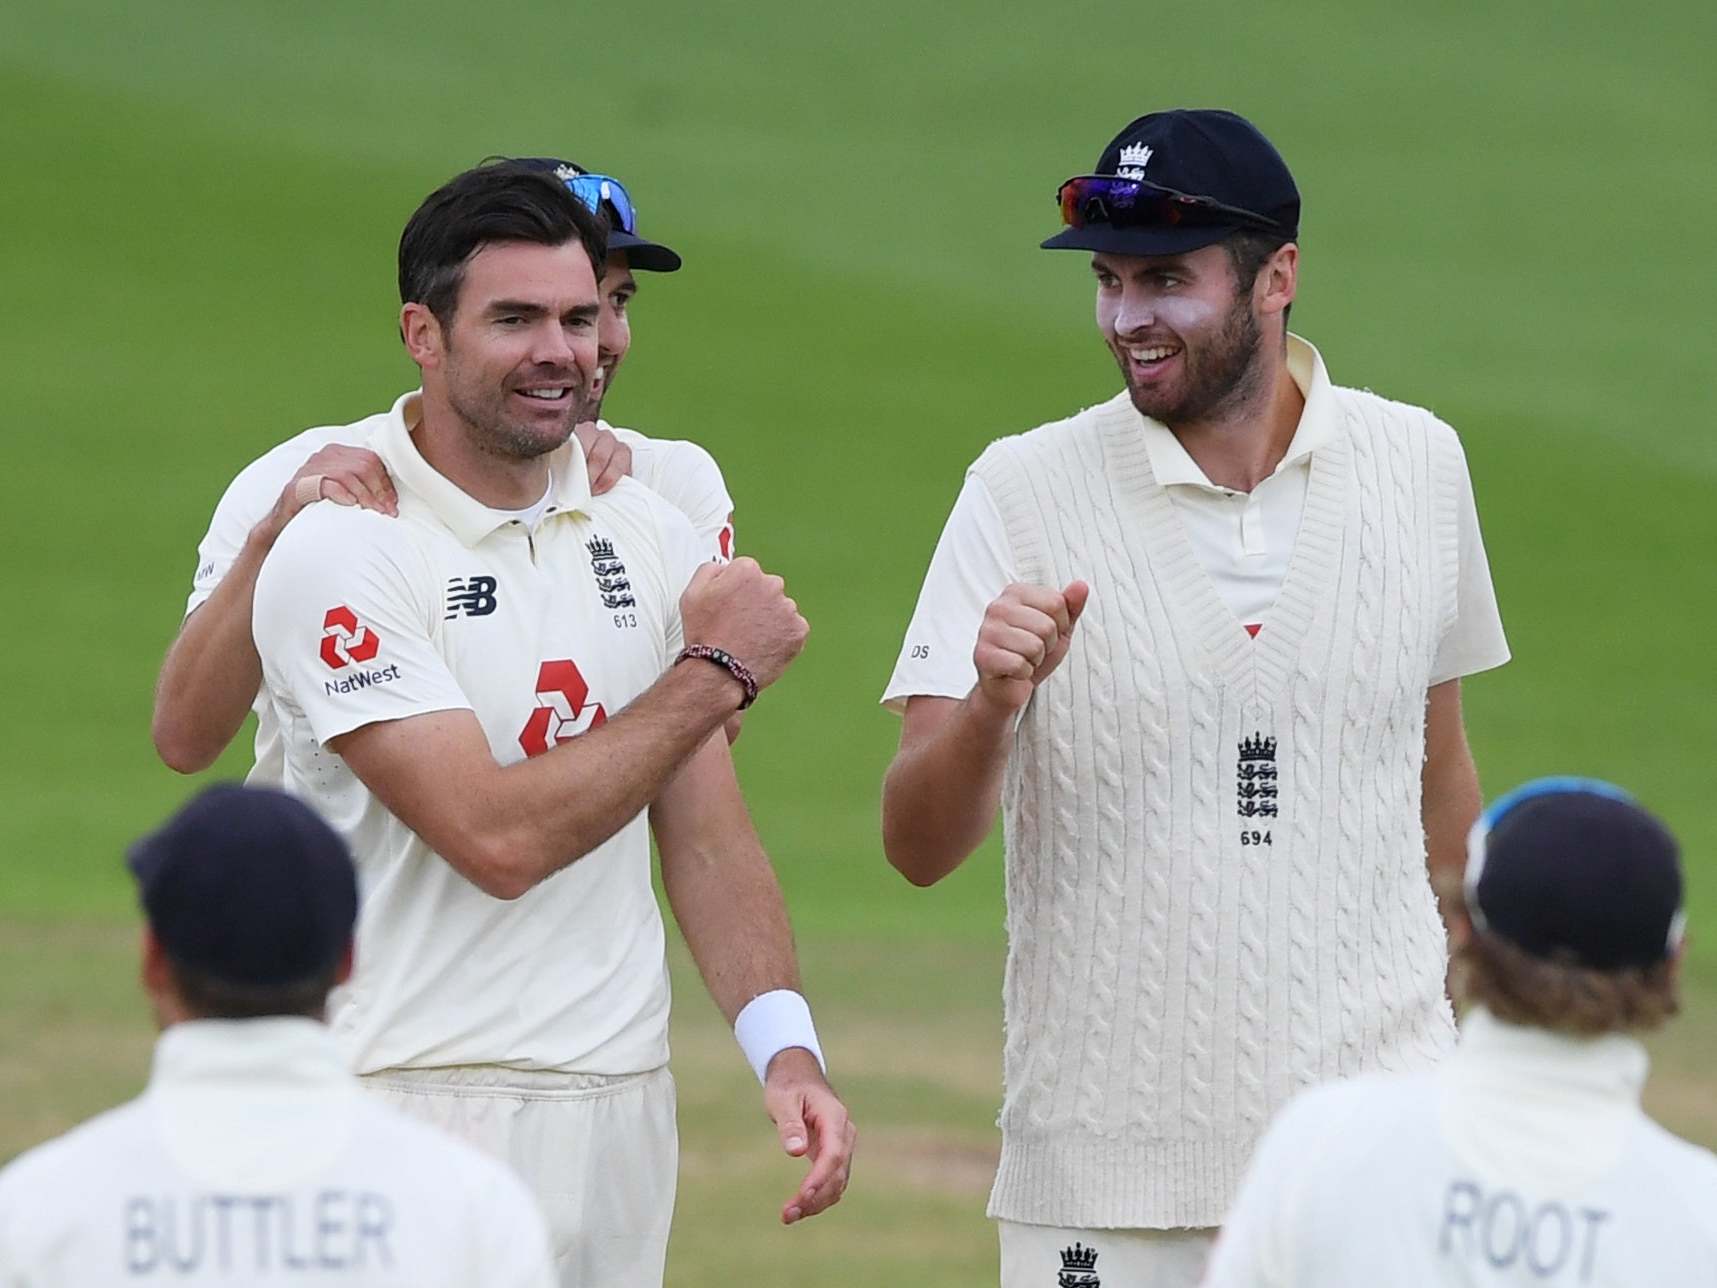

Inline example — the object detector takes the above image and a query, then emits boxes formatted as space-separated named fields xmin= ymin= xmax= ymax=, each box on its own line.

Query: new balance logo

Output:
xmin=445 ymin=575 xmax=499 ymax=619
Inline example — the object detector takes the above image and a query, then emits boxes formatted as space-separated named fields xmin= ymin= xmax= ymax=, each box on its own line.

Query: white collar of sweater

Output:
xmin=1438 ymin=1007 xmax=1649 ymax=1194
xmin=147 ymin=1018 xmax=362 ymax=1187
xmin=151 ymin=1017 xmax=350 ymax=1091
xmin=1132 ymin=333 xmax=1342 ymax=490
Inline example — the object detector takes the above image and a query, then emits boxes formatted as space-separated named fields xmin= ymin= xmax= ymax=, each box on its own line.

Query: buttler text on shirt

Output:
xmin=125 ymin=1189 xmax=395 ymax=1275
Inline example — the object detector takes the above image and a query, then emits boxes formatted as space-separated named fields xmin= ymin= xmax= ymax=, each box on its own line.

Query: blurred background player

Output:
xmin=0 ymin=784 xmax=557 ymax=1286
xmin=880 ymin=108 xmax=1509 ymax=1286
xmin=1205 ymin=777 xmax=1717 ymax=1285
xmin=247 ymin=161 xmax=852 ymax=1286
xmin=151 ymin=155 xmax=738 ymax=781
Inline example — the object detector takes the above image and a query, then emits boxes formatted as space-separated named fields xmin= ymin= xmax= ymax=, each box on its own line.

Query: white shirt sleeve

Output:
xmin=880 ymin=472 xmax=1017 ymax=714
xmin=186 ymin=455 xmax=291 ymax=618
xmin=252 ymin=505 xmax=472 ymax=744
xmin=609 ymin=425 xmax=737 ymax=563
xmin=658 ymin=503 xmax=709 ymax=658
xmin=1430 ymin=442 xmax=1510 ymax=686
xmin=185 ymin=426 xmax=372 ymax=618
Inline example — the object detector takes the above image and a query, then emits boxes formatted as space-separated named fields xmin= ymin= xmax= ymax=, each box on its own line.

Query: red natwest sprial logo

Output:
xmin=518 ymin=659 xmax=608 ymax=757
xmin=320 ymin=605 xmax=381 ymax=670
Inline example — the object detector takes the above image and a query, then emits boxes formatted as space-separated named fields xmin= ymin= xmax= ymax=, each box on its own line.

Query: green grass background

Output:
xmin=3 ymin=1 xmax=1714 ymax=1282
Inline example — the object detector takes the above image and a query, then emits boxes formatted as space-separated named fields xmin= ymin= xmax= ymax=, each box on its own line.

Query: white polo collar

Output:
xmin=1139 ymin=333 xmax=1340 ymax=492
xmin=373 ymin=390 xmax=593 ymax=548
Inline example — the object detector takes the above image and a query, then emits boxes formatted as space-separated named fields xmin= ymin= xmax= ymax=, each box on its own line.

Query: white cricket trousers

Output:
xmin=999 ymin=1219 xmax=1217 ymax=1288
xmin=362 ymin=1064 xmax=677 ymax=1288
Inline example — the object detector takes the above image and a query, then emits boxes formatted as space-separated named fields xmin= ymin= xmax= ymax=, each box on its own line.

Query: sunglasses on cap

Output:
xmin=552 ymin=166 xmax=639 ymax=235
xmin=1056 ymin=175 xmax=1287 ymax=236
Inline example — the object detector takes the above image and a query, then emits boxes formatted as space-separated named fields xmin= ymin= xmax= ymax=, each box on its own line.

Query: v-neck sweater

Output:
xmin=970 ymin=382 xmax=1466 ymax=1229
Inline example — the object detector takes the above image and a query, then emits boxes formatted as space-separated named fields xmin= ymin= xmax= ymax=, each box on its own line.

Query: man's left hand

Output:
xmin=763 ymin=1047 xmax=856 ymax=1225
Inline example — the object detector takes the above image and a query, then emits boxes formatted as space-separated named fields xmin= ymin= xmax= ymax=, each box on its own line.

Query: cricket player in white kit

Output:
xmin=1205 ymin=778 xmax=1717 ymax=1286
xmin=881 ymin=110 xmax=1508 ymax=1286
xmin=242 ymin=161 xmax=854 ymax=1286
xmin=0 ymin=785 xmax=556 ymax=1287
xmin=152 ymin=157 xmax=737 ymax=786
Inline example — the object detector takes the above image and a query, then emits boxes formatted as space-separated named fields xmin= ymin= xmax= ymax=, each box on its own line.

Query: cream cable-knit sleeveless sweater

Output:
xmin=972 ymin=386 xmax=1463 ymax=1230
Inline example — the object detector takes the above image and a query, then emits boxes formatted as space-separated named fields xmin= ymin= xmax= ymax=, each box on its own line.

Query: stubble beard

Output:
xmin=445 ymin=357 xmax=586 ymax=463
xmin=1122 ymin=292 xmax=1268 ymax=430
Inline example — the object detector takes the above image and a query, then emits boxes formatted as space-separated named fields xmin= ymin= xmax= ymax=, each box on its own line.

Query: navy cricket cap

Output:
xmin=127 ymin=785 xmax=359 ymax=987
xmin=1465 ymin=778 xmax=1686 ymax=972
xmin=517 ymin=157 xmax=682 ymax=272
xmin=1042 ymin=109 xmax=1300 ymax=256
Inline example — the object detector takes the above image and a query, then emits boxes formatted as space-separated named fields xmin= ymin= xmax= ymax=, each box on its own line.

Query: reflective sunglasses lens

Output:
xmin=1058 ymin=177 xmax=1254 ymax=231
xmin=563 ymin=174 xmax=637 ymax=234
xmin=593 ymin=177 xmax=636 ymax=234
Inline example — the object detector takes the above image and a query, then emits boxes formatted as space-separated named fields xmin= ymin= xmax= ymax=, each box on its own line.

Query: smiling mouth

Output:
xmin=1126 ymin=344 xmax=1181 ymax=366
xmin=515 ymin=386 xmax=571 ymax=402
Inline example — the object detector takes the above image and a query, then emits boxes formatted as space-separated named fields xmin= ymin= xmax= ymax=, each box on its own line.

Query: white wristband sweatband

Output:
xmin=733 ymin=990 xmax=825 ymax=1085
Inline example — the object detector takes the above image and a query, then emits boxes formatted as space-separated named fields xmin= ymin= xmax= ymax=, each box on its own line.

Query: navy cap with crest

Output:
xmin=127 ymin=784 xmax=359 ymax=987
xmin=516 ymin=157 xmax=682 ymax=272
xmin=1464 ymin=778 xmax=1686 ymax=972
xmin=1043 ymin=108 xmax=1300 ymax=256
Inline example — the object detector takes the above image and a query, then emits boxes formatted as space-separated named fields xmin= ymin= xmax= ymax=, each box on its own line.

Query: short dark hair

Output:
xmin=1224 ymin=230 xmax=1293 ymax=325
xmin=398 ymin=159 xmax=608 ymax=326
xmin=166 ymin=952 xmax=345 ymax=1021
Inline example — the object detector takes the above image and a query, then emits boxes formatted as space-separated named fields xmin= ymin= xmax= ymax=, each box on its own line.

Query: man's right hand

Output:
xmin=972 ymin=580 xmax=1090 ymax=713
xmin=680 ymin=557 xmax=809 ymax=691
xmin=256 ymin=445 xmax=398 ymax=546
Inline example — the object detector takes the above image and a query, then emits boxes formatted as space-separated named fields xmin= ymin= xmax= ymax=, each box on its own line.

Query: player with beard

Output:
xmin=152 ymin=155 xmax=738 ymax=782
xmin=879 ymin=110 xmax=1509 ymax=1286
xmin=245 ymin=161 xmax=853 ymax=1286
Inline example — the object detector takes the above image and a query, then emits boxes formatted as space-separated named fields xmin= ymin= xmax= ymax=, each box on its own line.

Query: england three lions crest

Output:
xmin=1058 ymin=1242 xmax=1099 ymax=1288
xmin=586 ymin=535 xmax=636 ymax=610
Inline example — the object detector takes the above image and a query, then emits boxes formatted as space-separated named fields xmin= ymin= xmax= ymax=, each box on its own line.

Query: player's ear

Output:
xmin=400 ymin=301 xmax=446 ymax=369
xmin=332 ymin=940 xmax=356 ymax=989
xmin=1257 ymin=242 xmax=1297 ymax=319
xmin=140 ymin=927 xmax=168 ymax=989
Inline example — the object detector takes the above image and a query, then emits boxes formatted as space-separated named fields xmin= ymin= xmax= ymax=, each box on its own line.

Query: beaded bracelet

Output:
xmin=677 ymin=645 xmax=759 ymax=709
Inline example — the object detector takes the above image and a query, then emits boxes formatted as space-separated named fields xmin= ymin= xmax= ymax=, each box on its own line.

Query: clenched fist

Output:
xmin=973 ymin=580 xmax=1090 ymax=713
xmin=680 ymin=557 xmax=809 ymax=691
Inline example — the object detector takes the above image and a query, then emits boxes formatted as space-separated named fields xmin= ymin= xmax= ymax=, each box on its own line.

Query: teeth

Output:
xmin=1129 ymin=346 xmax=1178 ymax=362
xmin=519 ymin=388 xmax=569 ymax=400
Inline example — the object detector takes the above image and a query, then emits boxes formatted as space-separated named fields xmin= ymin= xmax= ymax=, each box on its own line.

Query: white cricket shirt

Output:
xmin=882 ymin=335 xmax=1509 ymax=710
xmin=0 ymin=1019 xmax=555 ymax=1286
xmin=185 ymin=402 xmax=733 ymax=788
xmin=251 ymin=393 xmax=707 ymax=1076
xmin=1203 ymin=1008 xmax=1717 ymax=1286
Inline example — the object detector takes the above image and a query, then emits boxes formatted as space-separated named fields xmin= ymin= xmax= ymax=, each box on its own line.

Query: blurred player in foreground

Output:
xmin=881 ymin=108 xmax=1508 ymax=1285
xmin=1205 ymin=777 xmax=1717 ymax=1285
xmin=151 ymin=156 xmax=738 ymax=781
xmin=0 ymin=784 xmax=556 ymax=1286
xmin=244 ymin=161 xmax=851 ymax=1286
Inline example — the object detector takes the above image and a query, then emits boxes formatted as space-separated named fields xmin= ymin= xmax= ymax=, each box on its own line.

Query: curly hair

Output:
xmin=1433 ymin=868 xmax=1679 ymax=1035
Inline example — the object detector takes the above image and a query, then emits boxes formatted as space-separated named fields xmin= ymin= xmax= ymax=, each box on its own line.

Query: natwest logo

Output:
xmin=320 ymin=605 xmax=381 ymax=670
xmin=518 ymin=659 xmax=607 ymax=757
